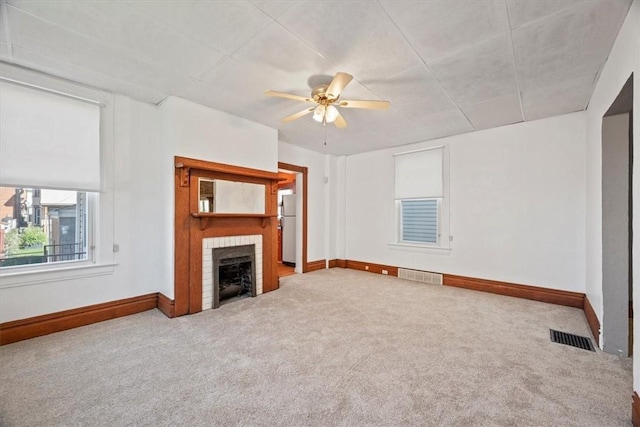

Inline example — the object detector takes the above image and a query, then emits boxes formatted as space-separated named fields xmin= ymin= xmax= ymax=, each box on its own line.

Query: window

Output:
xmin=401 ymin=199 xmax=439 ymax=244
xmin=394 ymin=146 xmax=449 ymax=248
xmin=0 ymin=77 xmax=101 ymax=270
xmin=0 ymin=187 xmax=89 ymax=267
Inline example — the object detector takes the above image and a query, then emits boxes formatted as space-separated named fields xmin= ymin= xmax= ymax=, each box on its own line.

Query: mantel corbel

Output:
xmin=175 ymin=162 xmax=190 ymax=187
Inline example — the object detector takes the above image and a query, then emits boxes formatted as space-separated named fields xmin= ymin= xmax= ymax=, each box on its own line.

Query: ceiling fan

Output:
xmin=265 ymin=72 xmax=390 ymax=128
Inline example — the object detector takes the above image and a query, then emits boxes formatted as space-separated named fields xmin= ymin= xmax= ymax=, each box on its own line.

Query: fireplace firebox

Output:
xmin=212 ymin=244 xmax=257 ymax=308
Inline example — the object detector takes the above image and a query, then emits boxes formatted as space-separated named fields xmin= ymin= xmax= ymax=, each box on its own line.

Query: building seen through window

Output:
xmin=0 ymin=187 xmax=87 ymax=267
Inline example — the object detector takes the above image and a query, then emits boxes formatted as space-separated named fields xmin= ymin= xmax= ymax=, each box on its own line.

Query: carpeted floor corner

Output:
xmin=0 ymin=269 xmax=633 ymax=426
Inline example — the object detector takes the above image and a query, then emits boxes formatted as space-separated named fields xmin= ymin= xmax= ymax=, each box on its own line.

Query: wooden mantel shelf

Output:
xmin=190 ymin=212 xmax=277 ymax=230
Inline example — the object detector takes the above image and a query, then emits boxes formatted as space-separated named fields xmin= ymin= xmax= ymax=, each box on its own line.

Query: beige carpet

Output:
xmin=0 ymin=269 xmax=633 ymax=426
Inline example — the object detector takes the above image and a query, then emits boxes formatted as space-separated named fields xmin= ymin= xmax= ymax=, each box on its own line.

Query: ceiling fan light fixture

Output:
xmin=313 ymin=104 xmax=326 ymax=122
xmin=325 ymin=105 xmax=338 ymax=123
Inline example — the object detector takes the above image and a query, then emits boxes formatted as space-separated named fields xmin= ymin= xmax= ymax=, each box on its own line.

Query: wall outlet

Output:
xmin=382 ymin=269 xmax=388 ymax=275
xmin=365 ymin=265 xmax=369 ymax=270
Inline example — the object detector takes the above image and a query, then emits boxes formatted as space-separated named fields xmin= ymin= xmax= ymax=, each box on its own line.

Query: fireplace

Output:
xmin=213 ymin=244 xmax=256 ymax=308
xmin=202 ymin=235 xmax=263 ymax=310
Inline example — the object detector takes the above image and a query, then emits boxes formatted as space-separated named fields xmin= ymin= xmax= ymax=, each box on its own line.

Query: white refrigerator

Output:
xmin=281 ymin=194 xmax=296 ymax=265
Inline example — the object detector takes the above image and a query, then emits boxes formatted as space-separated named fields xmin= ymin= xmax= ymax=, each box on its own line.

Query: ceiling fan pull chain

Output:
xmin=324 ymin=120 xmax=327 ymax=146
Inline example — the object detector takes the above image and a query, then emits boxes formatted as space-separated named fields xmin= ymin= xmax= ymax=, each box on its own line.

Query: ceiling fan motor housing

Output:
xmin=312 ymin=84 xmax=338 ymax=105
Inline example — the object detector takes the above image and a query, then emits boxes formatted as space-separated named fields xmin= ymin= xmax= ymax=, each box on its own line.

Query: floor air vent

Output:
xmin=549 ymin=329 xmax=595 ymax=352
xmin=398 ymin=268 xmax=443 ymax=285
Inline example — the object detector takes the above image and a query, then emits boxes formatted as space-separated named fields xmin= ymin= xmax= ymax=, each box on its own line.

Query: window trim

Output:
xmin=0 ymin=63 xmax=115 ymax=281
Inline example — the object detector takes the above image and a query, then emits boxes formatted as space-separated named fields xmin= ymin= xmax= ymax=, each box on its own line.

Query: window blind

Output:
xmin=401 ymin=199 xmax=438 ymax=244
xmin=0 ymin=81 xmax=101 ymax=191
xmin=394 ymin=147 xmax=443 ymax=199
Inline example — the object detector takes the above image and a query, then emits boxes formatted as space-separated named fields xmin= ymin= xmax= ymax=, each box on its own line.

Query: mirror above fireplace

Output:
xmin=198 ymin=178 xmax=265 ymax=214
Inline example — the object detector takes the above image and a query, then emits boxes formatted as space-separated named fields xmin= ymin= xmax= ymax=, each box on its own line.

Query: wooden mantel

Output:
xmin=174 ymin=156 xmax=280 ymax=317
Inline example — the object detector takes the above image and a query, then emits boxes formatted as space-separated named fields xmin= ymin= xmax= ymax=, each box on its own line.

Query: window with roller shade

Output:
xmin=0 ymin=79 xmax=101 ymax=268
xmin=394 ymin=146 xmax=447 ymax=247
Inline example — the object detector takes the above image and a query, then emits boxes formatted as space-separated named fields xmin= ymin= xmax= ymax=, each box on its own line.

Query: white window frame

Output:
xmin=0 ymin=63 xmax=116 ymax=286
xmin=390 ymin=145 xmax=451 ymax=252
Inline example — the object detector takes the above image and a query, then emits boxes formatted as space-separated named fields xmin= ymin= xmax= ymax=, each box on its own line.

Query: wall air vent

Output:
xmin=398 ymin=268 xmax=443 ymax=285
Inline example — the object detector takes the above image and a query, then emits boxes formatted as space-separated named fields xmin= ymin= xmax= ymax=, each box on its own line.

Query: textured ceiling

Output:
xmin=0 ymin=0 xmax=633 ymax=155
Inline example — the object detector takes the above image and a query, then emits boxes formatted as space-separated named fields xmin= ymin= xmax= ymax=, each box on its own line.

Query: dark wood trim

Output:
xmin=336 ymin=259 xmax=347 ymax=268
xmin=278 ymin=162 xmax=309 ymax=273
xmin=633 ymin=392 xmax=640 ymax=427
xmin=174 ymin=163 xmax=191 ymax=317
xmin=328 ymin=259 xmax=341 ymax=268
xmin=444 ymin=274 xmax=584 ymax=308
xmin=345 ymin=260 xmax=398 ymax=276
xmin=583 ymin=295 xmax=600 ymax=344
xmin=0 ymin=293 xmax=158 ymax=345
xmin=175 ymin=156 xmax=280 ymax=181
xmin=307 ymin=259 xmax=326 ymax=272
xmin=157 ymin=293 xmax=175 ymax=318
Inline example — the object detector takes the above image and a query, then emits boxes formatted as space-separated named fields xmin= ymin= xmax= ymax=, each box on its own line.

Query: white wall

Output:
xmin=278 ymin=140 xmax=333 ymax=264
xmin=583 ymin=0 xmax=638 ymax=384
xmin=345 ymin=112 xmax=587 ymax=292
xmin=160 ymin=97 xmax=278 ymax=174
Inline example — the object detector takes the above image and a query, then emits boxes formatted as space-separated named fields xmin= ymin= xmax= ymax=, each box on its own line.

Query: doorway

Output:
xmin=602 ymin=73 xmax=634 ymax=356
xmin=277 ymin=162 xmax=309 ymax=277
xmin=277 ymin=171 xmax=296 ymax=277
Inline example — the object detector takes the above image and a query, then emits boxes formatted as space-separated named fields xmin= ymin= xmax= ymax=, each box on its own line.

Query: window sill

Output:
xmin=388 ymin=242 xmax=452 ymax=254
xmin=0 ymin=262 xmax=117 ymax=289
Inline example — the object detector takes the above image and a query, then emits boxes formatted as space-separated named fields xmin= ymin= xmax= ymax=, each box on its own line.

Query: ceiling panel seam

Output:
xmin=508 ymin=1 xmax=593 ymax=32
xmin=122 ymin=1 xmax=227 ymax=60
xmin=1 ymin=0 xmax=13 ymax=58
xmin=5 ymin=3 xmax=199 ymax=83
xmin=376 ymin=0 xmax=474 ymax=130
xmin=502 ymin=0 xmax=525 ymax=123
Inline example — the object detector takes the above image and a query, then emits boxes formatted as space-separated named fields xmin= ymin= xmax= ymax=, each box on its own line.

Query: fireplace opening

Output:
xmin=219 ymin=256 xmax=252 ymax=301
xmin=213 ymin=244 xmax=257 ymax=308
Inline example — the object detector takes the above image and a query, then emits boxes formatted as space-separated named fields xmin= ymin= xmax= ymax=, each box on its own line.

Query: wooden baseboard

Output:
xmin=0 ymin=293 xmax=159 ymax=345
xmin=443 ymin=274 xmax=584 ymax=308
xmin=345 ymin=260 xmax=398 ymax=276
xmin=329 ymin=259 xmax=346 ymax=268
xmin=633 ymin=392 xmax=640 ymax=427
xmin=583 ymin=295 xmax=600 ymax=343
xmin=306 ymin=259 xmax=326 ymax=272
xmin=340 ymin=259 xmax=586 ymax=310
xmin=157 ymin=293 xmax=175 ymax=318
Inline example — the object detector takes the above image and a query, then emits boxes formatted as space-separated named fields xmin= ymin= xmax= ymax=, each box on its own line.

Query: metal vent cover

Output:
xmin=550 ymin=329 xmax=595 ymax=352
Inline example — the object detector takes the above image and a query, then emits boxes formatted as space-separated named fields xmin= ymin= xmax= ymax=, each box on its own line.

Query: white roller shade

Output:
xmin=395 ymin=147 xmax=443 ymax=199
xmin=0 ymin=81 xmax=101 ymax=191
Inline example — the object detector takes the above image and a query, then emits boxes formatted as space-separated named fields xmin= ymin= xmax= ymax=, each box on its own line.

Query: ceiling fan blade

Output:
xmin=333 ymin=110 xmax=347 ymax=129
xmin=339 ymin=99 xmax=390 ymax=110
xmin=265 ymin=90 xmax=313 ymax=103
xmin=326 ymin=72 xmax=353 ymax=98
xmin=283 ymin=107 xmax=315 ymax=122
